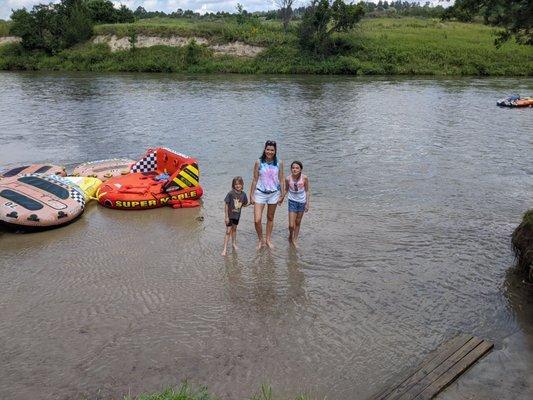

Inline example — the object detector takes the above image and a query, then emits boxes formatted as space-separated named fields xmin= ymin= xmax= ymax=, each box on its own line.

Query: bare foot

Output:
xmin=221 ymin=249 xmax=227 ymax=256
xmin=256 ymin=240 xmax=263 ymax=250
xmin=266 ymin=240 xmax=274 ymax=249
xmin=232 ymin=244 xmax=238 ymax=251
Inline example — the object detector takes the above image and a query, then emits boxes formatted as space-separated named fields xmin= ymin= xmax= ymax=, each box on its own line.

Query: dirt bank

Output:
xmin=93 ymin=35 xmax=264 ymax=57
xmin=0 ymin=37 xmax=21 ymax=46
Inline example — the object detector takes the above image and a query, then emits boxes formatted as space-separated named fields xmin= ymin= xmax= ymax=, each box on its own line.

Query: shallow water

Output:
xmin=0 ymin=72 xmax=532 ymax=400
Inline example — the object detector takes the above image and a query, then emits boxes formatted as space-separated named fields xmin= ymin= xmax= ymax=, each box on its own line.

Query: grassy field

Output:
xmin=1 ymin=17 xmax=531 ymax=75
xmin=0 ymin=20 xmax=10 ymax=36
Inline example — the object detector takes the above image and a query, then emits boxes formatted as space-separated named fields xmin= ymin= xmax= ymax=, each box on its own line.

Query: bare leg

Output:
xmin=222 ymin=225 xmax=232 ymax=256
xmin=288 ymin=211 xmax=297 ymax=246
xmin=265 ymin=203 xmax=277 ymax=248
xmin=254 ymin=203 xmax=266 ymax=249
xmin=293 ymin=212 xmax=304 ymax=246
xmin=231 ymin=226 xmax=238 ymax=251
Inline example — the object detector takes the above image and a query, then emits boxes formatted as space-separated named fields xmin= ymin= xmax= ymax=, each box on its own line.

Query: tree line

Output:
xmin=6 ymin=0 xmax=531 ymax=56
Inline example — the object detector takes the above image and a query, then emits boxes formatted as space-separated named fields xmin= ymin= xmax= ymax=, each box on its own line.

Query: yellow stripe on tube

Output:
xmin=172 ymin=177 xmax=189 ymax=189
xmin=179 ymin=170 xmax=198 ymax=186
xmin=187 ymin=164 xmax=199 ymax=178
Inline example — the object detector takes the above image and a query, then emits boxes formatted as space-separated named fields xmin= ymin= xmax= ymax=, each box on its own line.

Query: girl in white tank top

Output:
xmin=283 ymin=161 xmax=310 ymax=247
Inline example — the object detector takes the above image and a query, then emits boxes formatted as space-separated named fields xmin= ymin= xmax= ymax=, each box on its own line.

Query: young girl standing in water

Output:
xmin=222 ymin=176 xmax=248 ymax=256
xmin=285 ymin=161 xmax=310 ymax=247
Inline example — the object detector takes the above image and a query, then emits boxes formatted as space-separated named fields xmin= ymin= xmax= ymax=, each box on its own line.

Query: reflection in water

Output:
xmin=224 ymin=249 xmax=308 ymax=314
xmin=0 ymin=73 xmax=532 ymax=400
xmin=287 ymin=248 xmax=307 ymax=306
xmin=505 ymin=269 xmax=533 ymax=336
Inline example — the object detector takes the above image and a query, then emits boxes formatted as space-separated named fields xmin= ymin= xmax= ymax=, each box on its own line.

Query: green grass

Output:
xmin=94 ymin=18 xmax=293 ymax=47
xmin=0 ymin=20 xmax=10 ymax=36
xmin=120 ymin=383 xmax=310 ymax=400
xmin=1 ymin=17 xmax=532 ymax=75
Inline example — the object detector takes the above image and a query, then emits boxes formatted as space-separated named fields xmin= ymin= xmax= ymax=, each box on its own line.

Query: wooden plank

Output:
xmin=374 ymin=334 xmax=471 ymax=400
xmin=396 ymin=337 xmax=484 ymax=400
xmin=414 ymin=340 xmax=494 ymax=400
xmin=377 ymin=334 xmax=473 ymax=400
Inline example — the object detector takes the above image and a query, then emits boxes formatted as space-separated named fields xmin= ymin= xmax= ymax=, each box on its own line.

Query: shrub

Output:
xmin=10 ymin=0 xmax=93 ymax=54
xmin=299 ymin=0 xmax=365 ymax=57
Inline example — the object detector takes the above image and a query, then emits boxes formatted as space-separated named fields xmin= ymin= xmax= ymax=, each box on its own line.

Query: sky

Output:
xmin=0 ymin=0 xmax=448 ymax=21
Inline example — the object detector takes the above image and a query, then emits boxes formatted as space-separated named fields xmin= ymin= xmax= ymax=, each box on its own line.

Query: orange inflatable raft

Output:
xmin=0 ymin=164 xmax=66 ymax=179
xmin=72 ymin=158 xmax=135 ymax=181
xmin=0 ymin=174 xmax=85 ymax=230
xmin=97 ymin=147 xmax=203 ymax=210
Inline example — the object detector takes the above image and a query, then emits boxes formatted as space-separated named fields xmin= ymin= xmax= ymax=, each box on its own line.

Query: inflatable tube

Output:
xmin=0 ymin=164 xmax=66 ymax=179
xmin=497 ymin=95 xmax=533 ymax=107
xmin=0 ymin=174 xmax=85 ymax=230
xmin=98 ymin=147 xmax=203 ymax=210
xmin=72 ymin=158 xmax=135 ymax=181
xmin=61 ymin=176 xmax=102 ymax=202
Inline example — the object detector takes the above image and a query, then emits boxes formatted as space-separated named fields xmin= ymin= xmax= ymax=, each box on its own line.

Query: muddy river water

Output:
xmin=0 ymin=72 xmax=532 ymax=399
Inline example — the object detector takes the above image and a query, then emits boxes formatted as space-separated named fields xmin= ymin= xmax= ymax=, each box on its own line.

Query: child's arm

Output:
xmin=277 ymin=160 xmax=285 ymax=205
xmin=224 ymin=202 xmax=229 ymax=224
xmin=304 ymin=176 xmax=310 ymax=212
xmin=249 ymin=160 xmax=259 ymax=204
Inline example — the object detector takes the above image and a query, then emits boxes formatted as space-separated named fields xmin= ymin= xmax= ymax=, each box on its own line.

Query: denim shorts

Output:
xmin=288 ymin=199 xmax=306 ymax=213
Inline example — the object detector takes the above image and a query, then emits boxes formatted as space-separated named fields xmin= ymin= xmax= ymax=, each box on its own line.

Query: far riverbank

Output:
xmin=1 ymin=18 xmax=531 ymax=75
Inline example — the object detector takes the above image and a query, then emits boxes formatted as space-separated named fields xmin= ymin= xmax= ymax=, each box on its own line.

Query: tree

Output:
xmin=10 ymin=0 xmax=93 ymax=54
xmin=115 ymin=5 xmax=135 ymax=23
xmin=133 ymin=6 xmax=147 ymax=18
xmin=443 ymin=0 xmax=532 ymax=45
xmin=275 ymin=0 xmax=296 ymax=33
xmin=85 ymin=0 xmax=116 ymax=23
xmin=299 ymin=0 xmax=365 ymax=56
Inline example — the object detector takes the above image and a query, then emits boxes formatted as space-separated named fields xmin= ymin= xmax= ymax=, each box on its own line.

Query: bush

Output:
xmin=299 ymin=0 xmax=365 ymax=57
xmin=10 ymin=0 xmax=93 ymax=54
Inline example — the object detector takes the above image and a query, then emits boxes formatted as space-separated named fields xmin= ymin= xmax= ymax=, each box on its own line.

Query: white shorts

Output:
xmin=254 ymin=189 xmax=280 ymax=205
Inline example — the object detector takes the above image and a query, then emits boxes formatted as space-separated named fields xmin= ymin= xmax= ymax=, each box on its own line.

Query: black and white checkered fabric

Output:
xmin=48 ymin=175 xmax=86 ymax=209
xmin=69 ymin=187 xmax=85 ymax=209
xmin=131 ymin=151 xmax=157 ymax=173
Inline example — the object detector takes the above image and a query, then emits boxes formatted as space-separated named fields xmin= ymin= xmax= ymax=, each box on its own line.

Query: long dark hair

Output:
xmin=260 ymin=140 xmax=277 ymax=166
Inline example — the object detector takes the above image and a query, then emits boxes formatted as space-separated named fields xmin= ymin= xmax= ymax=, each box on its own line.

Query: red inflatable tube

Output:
xmin=97 ymin=147 xmax=203 ymax=210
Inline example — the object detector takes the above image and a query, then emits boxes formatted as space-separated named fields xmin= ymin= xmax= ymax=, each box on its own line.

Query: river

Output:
xmin=0 ymin=72 xmax=532 ymax=399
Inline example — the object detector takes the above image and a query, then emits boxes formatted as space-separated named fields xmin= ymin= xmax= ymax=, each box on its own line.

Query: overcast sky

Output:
xmin=0 ymin=0 xmax=447 ymax=21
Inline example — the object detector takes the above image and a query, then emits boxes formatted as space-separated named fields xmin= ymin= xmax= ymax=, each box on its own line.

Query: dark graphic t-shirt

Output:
xmin=224 ymin=190 xmax=248 ymax=220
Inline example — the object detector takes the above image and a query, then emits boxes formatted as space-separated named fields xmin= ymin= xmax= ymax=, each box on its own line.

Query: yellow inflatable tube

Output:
xmin=63 ymin=176 xmax=102 ymax=201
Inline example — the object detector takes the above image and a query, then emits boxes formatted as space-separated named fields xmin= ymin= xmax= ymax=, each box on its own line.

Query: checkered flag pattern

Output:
xmin=131 ymin=151 xmax=157 ymax=173
xmin=69 ymin=188 xmax=86 ymax=209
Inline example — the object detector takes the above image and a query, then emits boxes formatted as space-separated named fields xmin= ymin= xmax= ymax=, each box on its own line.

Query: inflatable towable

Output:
xmin=97 ymin=147 xmax=203 ymax=210
xmin=497 ymin=95 xmax=533 ymax=107
xmin=72 ymin=158 xmax=135 ymax=181
xmin=0 ymin=174 xmax=85 ymax=230
xmin=0 ymin=164 xmax=66 ymax=179
xmin=62 ymin=176 xmax=102 ymax=202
